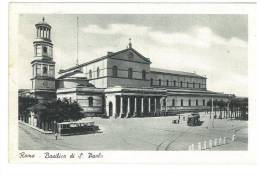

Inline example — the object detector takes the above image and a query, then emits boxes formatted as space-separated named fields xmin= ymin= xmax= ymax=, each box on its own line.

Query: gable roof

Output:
xmin=57 ymin=69 xmax=87 ymax=80
xmin=150 ymin=67 xmax=206 ymax=79
xmin=59 ymin=47 xmax=151 ymax=74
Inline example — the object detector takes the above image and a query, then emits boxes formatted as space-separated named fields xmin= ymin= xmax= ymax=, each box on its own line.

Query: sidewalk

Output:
xmin=19 ymin=120 xmax=53 ymax=134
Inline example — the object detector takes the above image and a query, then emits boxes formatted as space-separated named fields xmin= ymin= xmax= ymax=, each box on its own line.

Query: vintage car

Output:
xmin=187 ymin=113 xmax=200 ymax=126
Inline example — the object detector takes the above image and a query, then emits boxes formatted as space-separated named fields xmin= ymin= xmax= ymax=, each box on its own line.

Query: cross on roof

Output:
xmin=128 ymin=38 xmax=132 ymax=48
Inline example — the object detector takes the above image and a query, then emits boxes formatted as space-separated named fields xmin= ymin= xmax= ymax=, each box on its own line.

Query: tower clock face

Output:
xmin=34 ymin=80 xmax=55 ymax=89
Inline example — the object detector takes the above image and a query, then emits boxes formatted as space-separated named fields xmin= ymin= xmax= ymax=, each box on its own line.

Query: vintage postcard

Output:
xmin=8 ymin=2 xmax=256 ymax=165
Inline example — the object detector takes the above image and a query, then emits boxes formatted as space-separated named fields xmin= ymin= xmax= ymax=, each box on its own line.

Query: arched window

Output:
xmin=89 ymin=70 xmax=92 ymax=79
xmin=172 ymin=99 xmax=175 ymax=107
xmin=43 ymin=46 xmax=47 ymax=54
xmin=88 ymin=97 xmax=93 ymax=107
xmin=159 ymin=79 xmax=161 ymax=86
xmin=43 ymin=66 xmax=48 ymax=74
xmin=128 ymin=68 xmax=133 ymax=79
xmin=142 ymin=70 xmax=146 ymax=80
xmin=97 ymin=67 xmax=100 ymax=78
xmin=163 ymin=99 xmax=166 ymax=107
xmin=166 ymin=80 xmax=169 ymax=86
xmin=112 ymin=66 xmax=118 ymax=77
xmin=150 ymin=78 xmax=153 ymax=86
xmin=188 ymin=99 xmax=191 ymax=106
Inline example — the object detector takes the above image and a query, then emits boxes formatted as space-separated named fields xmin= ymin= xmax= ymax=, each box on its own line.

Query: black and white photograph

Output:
xmin=3 ymin=2 xmax=259 ymax=174
xmin=16 ymin=13 xmax=248 ymax=151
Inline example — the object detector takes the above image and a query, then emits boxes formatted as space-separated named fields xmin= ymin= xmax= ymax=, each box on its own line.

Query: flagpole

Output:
xmin=76 ymin=16 xmax=79 ymax=66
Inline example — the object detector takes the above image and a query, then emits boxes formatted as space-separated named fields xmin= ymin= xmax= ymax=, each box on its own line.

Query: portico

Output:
xmin=105 ymin=87 xmax=167 ymax=118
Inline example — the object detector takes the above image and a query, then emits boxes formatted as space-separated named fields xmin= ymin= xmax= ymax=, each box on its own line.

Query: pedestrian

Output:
xmin=55 ymin=133 xmax=58 ymax=140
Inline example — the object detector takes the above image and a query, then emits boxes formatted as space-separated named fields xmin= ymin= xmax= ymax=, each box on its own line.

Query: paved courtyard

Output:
xmin=19 ymin=112 xmax=248 ymax=150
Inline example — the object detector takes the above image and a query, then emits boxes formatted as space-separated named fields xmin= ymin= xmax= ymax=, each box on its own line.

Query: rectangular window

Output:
xmin=203 ymin=99 xmax=205 ymax=106
xmin=36 ymin=64 xmax=41 ymax=76
xmin=181 ymin=99 xmax=183 ymax=107
xmin=49 ymin=65 xmax=54 ymax=76
xmin=172 ymin=99 xmax=175 ymax=107
xmin=36 ymin=45 xmax=42 ymax=56
xmin=196 ymin=99 xmax=198 ymax=106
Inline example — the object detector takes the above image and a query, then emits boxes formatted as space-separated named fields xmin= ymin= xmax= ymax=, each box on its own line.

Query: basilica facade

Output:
xmin=29 ymin=18 xmax=231 ymax=119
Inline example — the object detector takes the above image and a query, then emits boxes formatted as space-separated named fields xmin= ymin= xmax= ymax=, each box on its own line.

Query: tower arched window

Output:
xmin=43 ymin=66 xmax=48 ymax=74
xmin=112 ymin=66 xmax=118 ymax=77
xmin=43 ymin=46 xmax=47 ymax=54
xmin=88 ymin=97 xmax=93 ymax=107
xmin=89 ymin=70 xmax=92 ymax=79
xmin=159 ymin=79 xmax=161 ymax=86
xmin=97 ymin=67 xmax=100 ymax=78
xmin=128 ymin=68 xmax=133 ymax=79
xmin=142 ymin=70 xmax=146 ymax=80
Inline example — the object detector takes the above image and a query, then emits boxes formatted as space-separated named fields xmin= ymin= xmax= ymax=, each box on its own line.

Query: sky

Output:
xmin=18 ymin=14 xmax=248 ymax=97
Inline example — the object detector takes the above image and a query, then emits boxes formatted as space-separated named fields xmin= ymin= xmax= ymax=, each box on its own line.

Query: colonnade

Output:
xmin=37 ymin=26 xmax=51 ymax=39
xmin=113 ymin=95 xmax=167 ymax=118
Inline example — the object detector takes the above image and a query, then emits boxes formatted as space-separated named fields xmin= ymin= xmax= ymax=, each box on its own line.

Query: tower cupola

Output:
xmin=33 ymin=17 xmax=53 ymax=60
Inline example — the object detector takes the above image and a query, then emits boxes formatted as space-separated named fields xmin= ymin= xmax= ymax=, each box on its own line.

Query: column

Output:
xmin=113 ymin=96 xmax=117 ymax=118
xmin=154 ymin=97 xmax=157 ymax=116
xmin=165 ymin=97 xmax=167 ymax=116
xmin=148 ymin=97 xmax=151 ymax=114
xmin=119 ymin=96 xmax=124 ymax=118
xmin=46 ymin=29 xmax=48 ymax=38
xmin=141 ymin=97 xmax=144 ymax=116
xmin=126 ymin=96 xmax=130 ymax=117
xmin=134 ymin=97 xmax=137 ymax=116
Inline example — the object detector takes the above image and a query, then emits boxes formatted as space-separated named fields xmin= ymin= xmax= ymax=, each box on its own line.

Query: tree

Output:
xmin=41 ymin=98 xmax=84 ymax=123
xmin=18 ymin=96 xmax=38 ymax=122
xmin=217 ymin=100 xmax=226 ymax=119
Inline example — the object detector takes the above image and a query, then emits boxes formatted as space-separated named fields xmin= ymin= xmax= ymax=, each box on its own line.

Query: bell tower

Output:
xmin=31 ymin=17 xmax=56 ymax=103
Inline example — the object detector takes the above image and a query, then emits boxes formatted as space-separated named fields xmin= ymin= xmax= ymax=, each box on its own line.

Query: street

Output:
xmin=19 ymin=112 xmax=248 ymax=150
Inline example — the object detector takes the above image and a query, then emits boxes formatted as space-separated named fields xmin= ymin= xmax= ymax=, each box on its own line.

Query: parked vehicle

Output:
xmin=57 ymin=121 xmax=99 ymax=135
xmin=187 ymin=113 xmax=200 ymax=126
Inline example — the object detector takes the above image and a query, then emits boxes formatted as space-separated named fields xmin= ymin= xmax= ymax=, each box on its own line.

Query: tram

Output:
xmin=57 ymin=121 xmax=99 ymax=135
